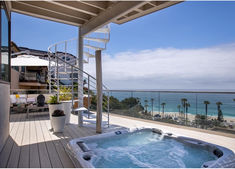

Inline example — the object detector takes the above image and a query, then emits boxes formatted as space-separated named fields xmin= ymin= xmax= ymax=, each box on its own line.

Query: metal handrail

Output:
xmin=48 ymin=45 xmax=109 ymax=90
xmin=105 ymin=89 xmax=235 ymax=94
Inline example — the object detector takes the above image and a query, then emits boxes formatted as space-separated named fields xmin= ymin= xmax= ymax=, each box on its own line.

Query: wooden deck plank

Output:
xmin=4 ymin=112 xmax=101 ymax=168
xmin=7 ymin=114 xmax=26 ymax=168
xmin=0 ymin=114 xmax=22 ymax=168
xmin=66 ymin=116 xmax=92 ymax=138
xmin=29 ymin=112 xmax=40 ymax=168
xmin=18 ymin=116 xmax=30 ymax=168
xmin=67 ymin=122 xmax=96 ymax=138
xmin=9 ymin=114 xmax=18 ymax=132
xmin=34 ymin=113 xmax=52 ymax=168
xmin=64 ymin=124 xmax=81 ymax=139
xmin=42 ymin=118 xmax=74 ymax=168
xmin=69 ymin=114 xmax=97 ymax=136
xmin=38 ymin=116 xmax=63 ymax=168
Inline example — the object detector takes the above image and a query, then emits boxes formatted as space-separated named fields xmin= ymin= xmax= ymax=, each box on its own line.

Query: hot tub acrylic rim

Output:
xmin=66 ymin=127 xmax=235 ymax=168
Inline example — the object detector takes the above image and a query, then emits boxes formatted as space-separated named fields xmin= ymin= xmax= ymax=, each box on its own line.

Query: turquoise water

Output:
xmin=110 ymin=91 xmax=235 ymax=118
xmin=86 ymin=130 xmax=217 ymax=168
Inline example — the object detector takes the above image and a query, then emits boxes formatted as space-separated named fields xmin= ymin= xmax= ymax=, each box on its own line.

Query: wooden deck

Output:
xmin=0 ymin=112 xmax=103 ymax=168
xmin=1 ymin=111 xmax=235 ymax=168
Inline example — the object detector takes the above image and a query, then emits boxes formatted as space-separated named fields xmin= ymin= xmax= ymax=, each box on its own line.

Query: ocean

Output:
xmin=109 ymin=91 xmax=235 ymax=118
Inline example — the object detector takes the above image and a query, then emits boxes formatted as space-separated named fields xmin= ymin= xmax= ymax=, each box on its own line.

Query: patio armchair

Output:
xmin=10 ymin=94 xmax=28 ymax=113
xmin=26 ymin=94 xmax=48 ymax=118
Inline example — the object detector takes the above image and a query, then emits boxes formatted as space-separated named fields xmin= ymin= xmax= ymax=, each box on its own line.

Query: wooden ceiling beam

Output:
xmin=23 ymin=1 xmax=91 ymax=21
xmin=51 ymin=1 xmax=100 ymax=16
xmin=79 ymin=1 xmax=108 ymax=10
xmin=81 ymin=1 xmax=145 ymax=36
xmin=11 ymin=2 xmax=84 ymax=26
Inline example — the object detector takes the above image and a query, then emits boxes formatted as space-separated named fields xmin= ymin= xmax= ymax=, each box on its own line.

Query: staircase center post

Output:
xmin=78 ymin=28 xmax=84 ymax=127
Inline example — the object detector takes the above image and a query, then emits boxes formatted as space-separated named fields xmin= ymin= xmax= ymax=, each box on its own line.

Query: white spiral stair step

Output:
xmin=84 ymin=52 xmax=95 ymax=58
xmin=84 ymin=44 xmax=105 ymax=51
xmin=84 ymin=37 xmax=109 ymax=43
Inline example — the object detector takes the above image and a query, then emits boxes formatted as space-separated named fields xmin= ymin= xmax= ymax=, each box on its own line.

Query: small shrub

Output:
xmin=48 ymin=95 xmax=59 ymax=104
xmin=59 ymin=87 xmax=72 ymax=101
xmin=52 ymin=109 xmax=65 ymax=117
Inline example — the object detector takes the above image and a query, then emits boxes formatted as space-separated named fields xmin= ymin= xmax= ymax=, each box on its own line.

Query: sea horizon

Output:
xmin=109 ymin=91 xmax=235 ymax=118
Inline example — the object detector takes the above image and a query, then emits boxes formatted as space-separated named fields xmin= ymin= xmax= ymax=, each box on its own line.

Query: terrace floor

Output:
xmin=1 ymin=111 xmax=235 ymax=168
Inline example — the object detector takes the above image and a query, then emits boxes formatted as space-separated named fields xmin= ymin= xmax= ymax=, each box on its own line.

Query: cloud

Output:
xmin=84 ymin=43 xmax=235 ymax=90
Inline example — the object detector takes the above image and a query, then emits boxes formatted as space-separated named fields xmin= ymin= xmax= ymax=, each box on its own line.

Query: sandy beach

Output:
xmin=152 ymin=111 xmax=235 ymax=123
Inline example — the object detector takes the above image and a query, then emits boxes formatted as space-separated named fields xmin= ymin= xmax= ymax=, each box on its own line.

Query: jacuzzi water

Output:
xmin=86 ymin=130 xmax=218 ymax=168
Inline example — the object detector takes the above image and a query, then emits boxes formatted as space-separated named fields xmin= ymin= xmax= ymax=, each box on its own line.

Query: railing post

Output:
xmin=71 ymin=66 xmax=74 ymax=113
xmin=48 ymin=52 xmax=51 ymax=94
xmin=87 ymin=75 xmax=90 ymax=118
xmin=78 ymin=28 xmax=84 ymax=107
xmin=107 ymin=91 xmax=110 ymax=127
xmin=64 ymin=41 xmax=67 ymax=72
xmin=158 ymin=92 xmax=160 ymax=114
xmin=195 ymin=93 xmax=198 ymax=127
xmin=56 ymin=45 xmax=59 ymax=103
xmin=196 ymin=93 xmax=198 ymax=115
xmin=78 ymin=28 xmax=84 ymax=127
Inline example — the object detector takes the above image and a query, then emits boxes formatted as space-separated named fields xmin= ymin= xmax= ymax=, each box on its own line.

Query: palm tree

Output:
xmin=161 ymin=102 xmax=166 ymax=117
xmin=181 ymin=98 xmax=187 ymax=122
xmin=177 ymin=105 xmax=181 ymax=116
xmin=204 ymin=101 xmax=210 ymax=122
xmin=150 ymin=98 xmax=154 ymax=116
xmin=136 ymin=97 xmax=140 ymax=105
xmin=203 ymin=101 xmax=210 ymax=128
xmin=185 ymin=102 xmax=190 ymax=123
xmin=216 ymin=102 xmax=223 ymax=122
xmin=144 ymin=99 xmax=148 ymax=113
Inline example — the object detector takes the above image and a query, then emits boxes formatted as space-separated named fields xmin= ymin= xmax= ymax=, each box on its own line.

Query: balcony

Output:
xmin=18 ymin=72 xmax=47 ymax=89
xmin=19 ymin=72 xmax=46 ymax=83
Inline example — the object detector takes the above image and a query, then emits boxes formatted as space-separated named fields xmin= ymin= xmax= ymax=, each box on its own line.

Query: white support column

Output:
xmin=95 ymin=50 xmax=102 ymax=133
xmin=78 ymin=27 xmax=84 ymax=127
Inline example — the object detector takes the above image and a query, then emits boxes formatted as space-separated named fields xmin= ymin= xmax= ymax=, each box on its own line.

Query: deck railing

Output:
xmin=106 ymin=90 xmax=235 ymax=134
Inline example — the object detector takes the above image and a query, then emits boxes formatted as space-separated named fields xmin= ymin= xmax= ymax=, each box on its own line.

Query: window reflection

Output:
xmin=0 ymin=3 xmax=10 ymax=82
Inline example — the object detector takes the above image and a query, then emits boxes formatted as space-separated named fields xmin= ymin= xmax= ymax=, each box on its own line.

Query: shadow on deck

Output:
xmin=0 ymin=112 xmax=124 ymax=168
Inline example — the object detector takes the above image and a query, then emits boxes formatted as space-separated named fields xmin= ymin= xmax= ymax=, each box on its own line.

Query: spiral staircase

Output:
xmin=47 ymin=25 xmax=110 ymax=126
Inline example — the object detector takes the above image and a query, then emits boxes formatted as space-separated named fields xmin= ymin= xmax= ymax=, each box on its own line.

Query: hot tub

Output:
xmin=66 ymin=128 xmax=235 ymax=168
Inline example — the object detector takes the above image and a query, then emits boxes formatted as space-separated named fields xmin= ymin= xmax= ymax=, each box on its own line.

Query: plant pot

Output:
xmin=61 ymin=101 xmax=72 ymax=124
xmin=51 ymin=116 xmax=66 ymax=132
xmin=48 ymin=103 xmax=64 ymax=129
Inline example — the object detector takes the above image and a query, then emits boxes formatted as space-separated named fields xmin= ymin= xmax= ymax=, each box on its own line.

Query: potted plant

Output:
xmin=51 ymin=109 xmax=66 ymax=132
xmin=48 ymin=95 xmax=63 ymax=129
xmin=59 ymin=87 xmax=72 ymax=124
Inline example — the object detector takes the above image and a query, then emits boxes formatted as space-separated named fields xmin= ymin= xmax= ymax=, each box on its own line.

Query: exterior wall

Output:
xmin=10 ymin=68 xmax=19 ymax=89
xmin=0 ymin=1 xmax=11 ymax=153
xmin=0 ymin=83 xmax=10 ymax=152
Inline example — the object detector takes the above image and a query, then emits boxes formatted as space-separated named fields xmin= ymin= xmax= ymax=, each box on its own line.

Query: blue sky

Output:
xmin=11 ymin=1 xmax=235 ymax=89
xmin=12 ymin=1 xmax=235 ymax=53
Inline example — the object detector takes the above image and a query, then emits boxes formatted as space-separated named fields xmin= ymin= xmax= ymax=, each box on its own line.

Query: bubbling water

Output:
xmin=86 ymin=130 xmax=217 ymax=168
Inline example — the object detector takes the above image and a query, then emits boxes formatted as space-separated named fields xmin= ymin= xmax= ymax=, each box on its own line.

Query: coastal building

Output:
xmin=10 ymin=42 xmax=78 ymax=91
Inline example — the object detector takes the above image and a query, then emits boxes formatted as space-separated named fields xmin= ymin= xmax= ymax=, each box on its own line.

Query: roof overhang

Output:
xmin=11 ymin=55 xmax=50 ymax=67
xmin=9 ymin=1 xmax=182 ymax=36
